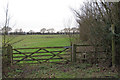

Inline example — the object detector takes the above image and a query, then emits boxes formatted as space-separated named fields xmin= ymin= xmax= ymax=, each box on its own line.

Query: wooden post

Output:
xmin=111 ymin=24 xmax=116 ymax=67
xmin=70 ymin=42 xmax=72 ymax=62
xmin=72 ymin=44 xmax=76 ymax=62
xmin=7 ymin=44 xmax=13 ymax=66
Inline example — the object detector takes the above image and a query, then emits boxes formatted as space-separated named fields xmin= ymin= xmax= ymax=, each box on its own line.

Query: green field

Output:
xmin=9 ymin=35 xmax=70 ymax=48
xmin=6 ymin=35 xmax=71 ymax=64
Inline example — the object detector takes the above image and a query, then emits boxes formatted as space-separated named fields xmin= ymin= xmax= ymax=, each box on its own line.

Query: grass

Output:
xmin=8 ymin=35 xmax=70 ymax=48
xmin=4 ymin=63 xmax=118 ymax=78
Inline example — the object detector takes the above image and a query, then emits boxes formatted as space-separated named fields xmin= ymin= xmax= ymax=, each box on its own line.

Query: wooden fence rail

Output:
xmin=3 ymin=44 xmax=105 ymax=65
xmin=71 ymin=44 xmax=105 ymax=62
xmin=13 ymin=46 xmax=71 ymax=50
xmin=11 ymin=46 xmax=71 ymax=64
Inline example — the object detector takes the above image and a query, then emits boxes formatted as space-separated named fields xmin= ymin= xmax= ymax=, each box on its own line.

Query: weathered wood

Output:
xmin=75 ymin=44 xmax=93 ymax=46
xmin=60 ymin=54 xmax=70 ymax=56
xmin=13 ymin=51 xmax=68 ymax=54
xmin=54 ymin=48 xmax=70 ymax=62
xmin=75 ymin=44 xmax=103 ymax=47
xmin=14 ymin=58 xmax=63 ymax=61
xmin=13 ymin=55 xmax=52 ymax=58
xmin=13 ymin=46 xmax=70 ymax=50
xmin=70 ymin=43 xmax=72 ymax=62
xmin=12 ymin=44 xmax=105 ymax=64
xmin=12 ymin=46 xmax=70 ymax=64
xmin=13 ymin=48 xmax=42 ymax=64
xmin=72 ymin=44 xmax=76 ymax=62
xmin=2 ymin=47 xmax=7 ymax=65
xmin=42 ymin=48 xmax=69 ymax=62
xmin=14 ymin=61 xmax=65 ymax=64
xmin=15 ymin=62 xmax=40 ymax=65
xmin=7 ymin=44 xmax=13 ymax=66
xmin=76 ymin=51 xmax=106 ymax=54
xmin=111 ymin=24 xmax=116 ymax=67
xmin=13 ymin=53 xmax=70 ymax=58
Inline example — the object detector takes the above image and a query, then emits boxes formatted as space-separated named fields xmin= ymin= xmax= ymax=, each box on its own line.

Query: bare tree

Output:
xmin=71 ymin=27 xmax=79 ymax=33
xmin=63 ymin=18 xmax=80 ymax=45
xmin=2 ymin=3 xmax=24 ymax=74
xmin=60 ymin=29 xmax=64 ymax=33
xmin=50 ymin=28 xmax=55 ymax=33
xmin=63 ymin=28 xmax=70 ymax=33
xmin=1 ymin=26 xmax=12 ymax=34
xmin=2 ymin=3 xmax=24 ymax=47
xmin=19 ymin=28 xmax=23 ymax=33
xmin=29 ymin=30 xmax=34 ymax=33
xmin=14 ymin=28 xmax=19 ymax=33
xmin=46 ymin=28 xmax=55 ymax=33
xmin=40 ymin=28 xmax=46 ymax=33
xmin=72 ymin=0 xmax=120 ymax=67
xmin=3 ymin=3 xmax=10 ymax=46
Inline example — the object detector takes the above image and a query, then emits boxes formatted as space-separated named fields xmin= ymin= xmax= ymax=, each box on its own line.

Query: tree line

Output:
xmin=0 ymin=27 xmax=79 ymax=35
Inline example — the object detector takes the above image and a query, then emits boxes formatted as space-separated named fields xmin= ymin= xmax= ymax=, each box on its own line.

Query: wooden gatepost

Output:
xmin=72 ymin=44 xmax=76 ymax=63
xmin=7 ymin=44 xmax=13 ymax=66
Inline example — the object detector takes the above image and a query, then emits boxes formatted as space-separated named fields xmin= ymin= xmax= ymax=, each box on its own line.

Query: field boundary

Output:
xmin=3 ymin=44 xmax=105 ymax=65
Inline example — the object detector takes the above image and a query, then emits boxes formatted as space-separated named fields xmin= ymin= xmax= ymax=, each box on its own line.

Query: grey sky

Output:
xmin=0 ymin=0 xmax=84 ymax=32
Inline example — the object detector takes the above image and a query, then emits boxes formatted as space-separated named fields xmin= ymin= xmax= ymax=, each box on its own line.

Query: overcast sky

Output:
xmin=0 ymin=0 xmax=84 ymax=32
